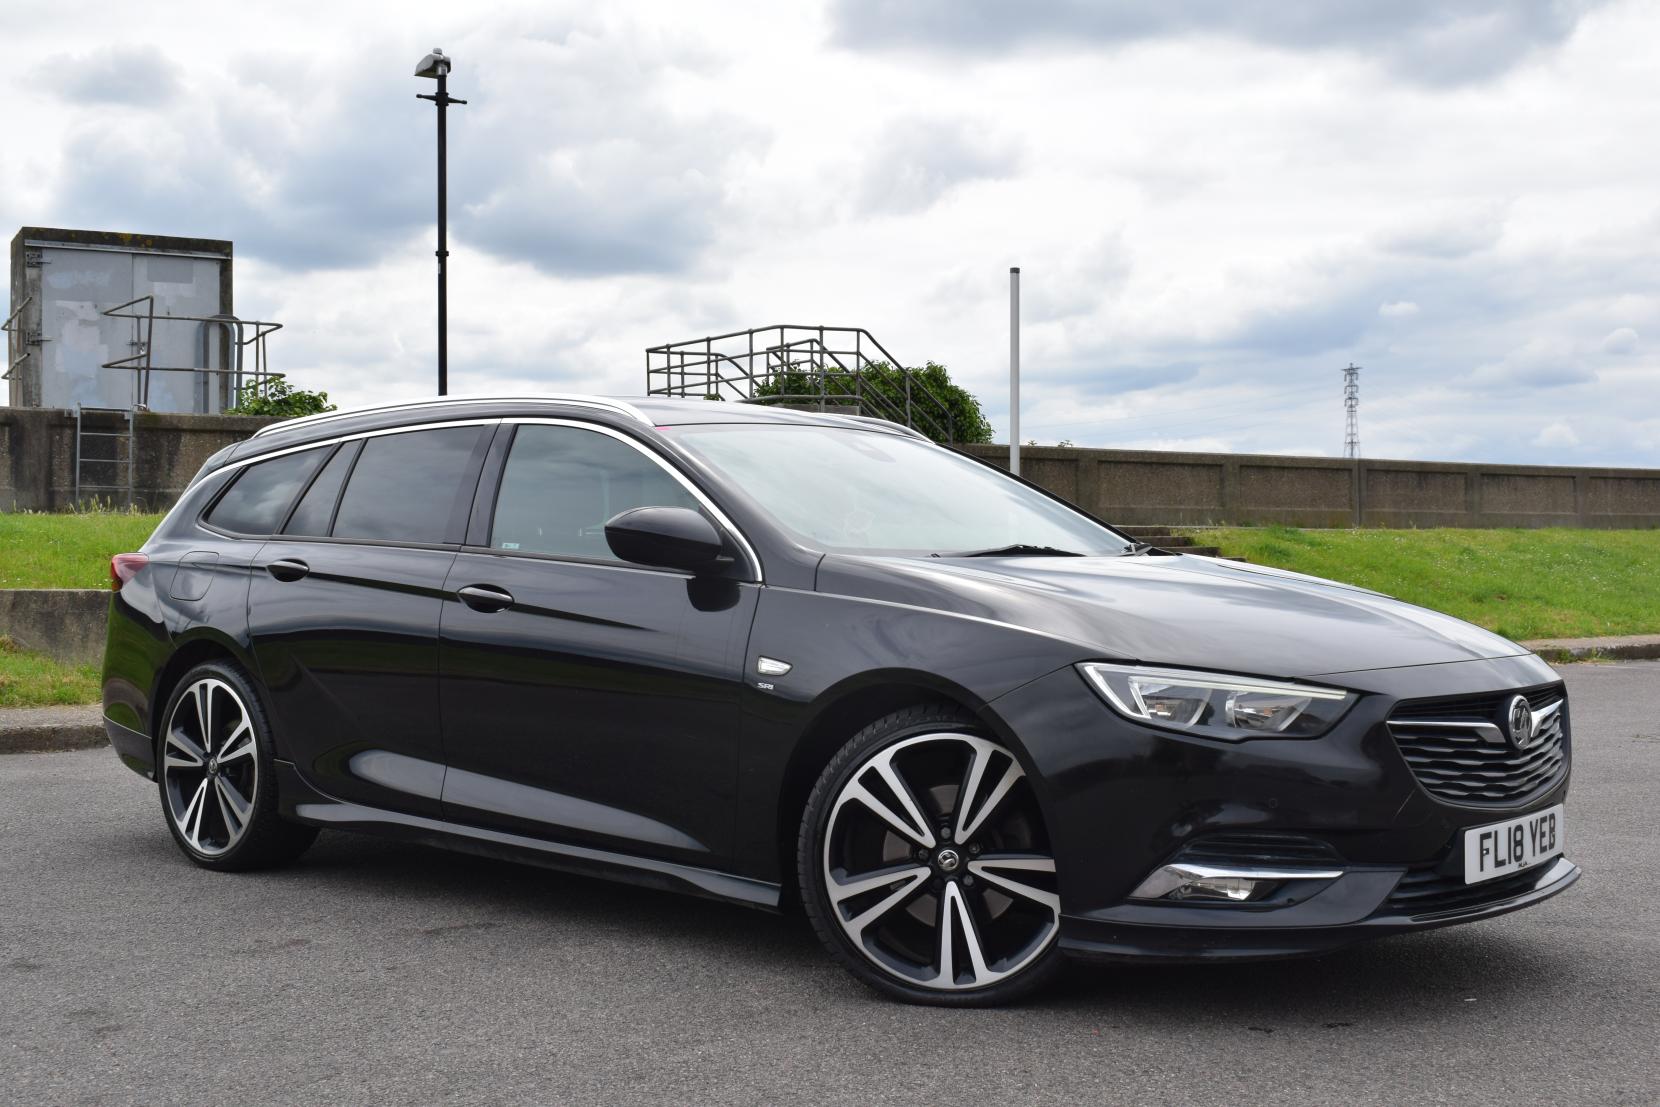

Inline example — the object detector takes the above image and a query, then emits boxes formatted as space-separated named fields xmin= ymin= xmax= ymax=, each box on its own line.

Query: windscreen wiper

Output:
xmin=944 ymin=543 xmax=1087 ymax=558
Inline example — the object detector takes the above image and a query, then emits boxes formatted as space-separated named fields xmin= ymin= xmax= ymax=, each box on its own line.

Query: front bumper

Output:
xmin=1060 ymin=856 xmax=1579 ymax=963
xmin=989 ymin=652 xmax=1578 ymax=961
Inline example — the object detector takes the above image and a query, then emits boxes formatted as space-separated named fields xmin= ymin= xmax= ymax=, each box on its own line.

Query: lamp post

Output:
xmin=1009 ymin=266 xmax=1021 ymax=477
xmin=415 ymin=48 xmax=466 ymax=396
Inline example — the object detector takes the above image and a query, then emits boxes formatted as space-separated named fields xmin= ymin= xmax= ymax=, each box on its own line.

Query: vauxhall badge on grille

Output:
xmin=1504 ymin=694 xmax=1538 ymax=750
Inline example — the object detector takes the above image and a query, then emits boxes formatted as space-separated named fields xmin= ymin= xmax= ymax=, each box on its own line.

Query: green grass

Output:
xmin=1181 ymin=527 xmax=1660 ymax=641
xmin=0 ymin=511 xmax=164 ymax=589
xmin=0 ymin=637 xmax=100 ymax=707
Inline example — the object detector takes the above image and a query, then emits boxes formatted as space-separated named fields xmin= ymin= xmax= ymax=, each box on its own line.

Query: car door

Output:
xmin=247 ymin=422 xmax=495 ymax=816
xmin=437 ymin=419 xmax=759 ymax=867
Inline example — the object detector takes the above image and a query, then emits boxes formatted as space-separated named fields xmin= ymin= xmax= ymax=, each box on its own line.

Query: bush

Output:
xmin=752 ymin=360 xmax=992 ymax=444
xmin=228 ymin=377 xmax=337 ymax=418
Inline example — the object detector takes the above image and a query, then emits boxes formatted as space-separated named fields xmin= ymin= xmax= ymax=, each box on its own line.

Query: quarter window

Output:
xmin=204 ymin=447 xmax=328 ymax=535
xmin=489 ymin=425 xmax=701 ymax=561
xmin=332 ymin=427 xmax=485 ymax=545
xmin=283 ymin=442 xmax=358 ymax=537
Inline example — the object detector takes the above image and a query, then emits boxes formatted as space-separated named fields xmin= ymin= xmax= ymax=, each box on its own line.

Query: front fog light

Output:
xmin=1130 ymin=863 xmax=1344 ymax=903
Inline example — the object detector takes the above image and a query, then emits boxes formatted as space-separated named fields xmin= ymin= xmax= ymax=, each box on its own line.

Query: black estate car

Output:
xmin=103 ymin=395 xmax=1576 ymax=1005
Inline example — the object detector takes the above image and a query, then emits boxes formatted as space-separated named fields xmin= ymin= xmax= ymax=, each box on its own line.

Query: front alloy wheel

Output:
xmin=800 ymin=706 xmax=1062 ymax=1005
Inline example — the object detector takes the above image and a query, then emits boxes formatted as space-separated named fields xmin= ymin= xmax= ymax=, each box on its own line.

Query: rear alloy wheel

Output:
xmin=158 ymin=662 xmax=318 ymax=871
xmin=800 ymin=706 xmax=1062 ymax=1005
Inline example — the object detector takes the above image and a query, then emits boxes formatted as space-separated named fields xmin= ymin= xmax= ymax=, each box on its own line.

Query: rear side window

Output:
xmin=332 ymin=427 xmax=485 ymax=544
xmin=283 ymin=442 xmax=357 ymax=537
xmin=204 ymin=447 xmax=328 ymax=535
xmin=490 ymin=424 xmax=701 ymax=560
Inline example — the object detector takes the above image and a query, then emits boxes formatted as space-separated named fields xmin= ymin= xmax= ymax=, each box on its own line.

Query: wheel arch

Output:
xmin=772 ymin=669 xmax=1035 ymax=910
xmin=148 ymin=630 xmax=261 ymax=752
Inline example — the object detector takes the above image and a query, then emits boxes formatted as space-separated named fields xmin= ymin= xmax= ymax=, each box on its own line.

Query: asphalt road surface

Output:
xmin=4 ymin=662 xmax=1658 ymax=1106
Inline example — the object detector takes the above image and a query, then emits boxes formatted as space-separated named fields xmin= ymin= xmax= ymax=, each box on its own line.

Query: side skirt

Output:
xmin=273 ymin=761 xmax=782 ymax=911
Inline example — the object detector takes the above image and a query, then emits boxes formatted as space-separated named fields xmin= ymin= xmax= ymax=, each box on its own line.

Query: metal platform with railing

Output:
xmin=99 ymin=295 xmax=283 ymax=411
xmin=645 ymin=325 xmax=956 ymax=443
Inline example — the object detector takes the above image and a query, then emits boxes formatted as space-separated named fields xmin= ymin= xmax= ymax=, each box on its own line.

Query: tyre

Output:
xmin=156 ymin=660 xmax=319 ymax=871
xmin=798 ymin=704 xmax=1063 ymax=1006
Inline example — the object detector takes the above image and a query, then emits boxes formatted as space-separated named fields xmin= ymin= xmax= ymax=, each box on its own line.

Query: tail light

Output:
xmin=110 ymin=553 xmax=149 ymax=591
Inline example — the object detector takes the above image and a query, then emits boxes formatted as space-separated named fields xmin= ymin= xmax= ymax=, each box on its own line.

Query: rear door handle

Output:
xmin=457 ymin=584 xmax=515 ymax=613
xmin=266 ymin=558 xmax=310 ymax=582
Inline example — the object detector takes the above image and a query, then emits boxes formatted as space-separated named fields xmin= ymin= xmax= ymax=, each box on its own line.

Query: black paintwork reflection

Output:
xmin=443 ymin=766 xmax=705 ymax=851
xmin=348 ymin=749 xmax=446 ymax=800
xmin=438 ymin=552 xmax=757 ymax=865
xmin=248 ymin=539 xmax=457 ymax=815
xmin=814 ymin=552 xmax=1527 ymax=679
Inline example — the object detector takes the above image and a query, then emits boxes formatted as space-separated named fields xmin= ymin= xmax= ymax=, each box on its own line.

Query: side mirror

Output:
xmin=604 ymin=507 xmax=727 ymax=573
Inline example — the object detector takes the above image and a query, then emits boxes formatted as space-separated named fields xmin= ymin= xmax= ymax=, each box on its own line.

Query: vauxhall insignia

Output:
xmin=1504 ymin=694 xmax=1537 ymax=750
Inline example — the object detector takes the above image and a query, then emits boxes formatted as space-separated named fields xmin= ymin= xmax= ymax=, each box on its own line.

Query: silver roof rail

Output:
xmin=839 ymin=412 xmax=930 ymax=441
xmin=793 ymin=408 xmax=929 ymax=441
xmin=251 ymin=394 xmax=651 ymax=438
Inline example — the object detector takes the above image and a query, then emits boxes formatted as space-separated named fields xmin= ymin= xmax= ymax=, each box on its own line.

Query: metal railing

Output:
xmin=100 ymin=296 xmax=283 ymax=410
xmin=645 ymin=324 xmax=955 ymax=442
xmin=2 ymin=296 xmax=33 ymax=382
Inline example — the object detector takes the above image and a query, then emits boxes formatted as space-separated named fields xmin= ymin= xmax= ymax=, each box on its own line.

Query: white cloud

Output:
xmin=1601 ymin=326 xmax=1640 ymax=354
xmin=34 ymin=45 xmax=183 ymax=105
xmin=856 ymin=117 xmax=1019 ymax=215
xmin=1532 ymin=421 xmax=1581 ymax=448
xmin=1 ymin=0 xmax=1656 ymax=468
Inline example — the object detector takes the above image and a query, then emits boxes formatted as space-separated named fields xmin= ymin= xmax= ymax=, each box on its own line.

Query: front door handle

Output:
xmin=457 ymin=584 xmax=515 ymax=613
xmin=266 ymin=558 xmax=310 ymax=582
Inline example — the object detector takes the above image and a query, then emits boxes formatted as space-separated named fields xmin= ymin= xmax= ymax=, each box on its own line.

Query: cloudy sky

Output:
xmin=7 ymin=0 xmax=1658 ymax=464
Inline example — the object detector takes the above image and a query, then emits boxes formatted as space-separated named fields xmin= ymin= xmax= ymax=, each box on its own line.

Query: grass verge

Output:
xmin=1180 ymin=527 xmax=1660 ymax=642
xmin=0 ymin=511 xmax=165 ymax=589
xmin=0 ymin=637 xmax=100 ymax=708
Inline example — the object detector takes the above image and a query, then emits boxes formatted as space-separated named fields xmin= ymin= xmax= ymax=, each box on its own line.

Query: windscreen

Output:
xmin=664 ymin=424 xmax=1129 ymax=556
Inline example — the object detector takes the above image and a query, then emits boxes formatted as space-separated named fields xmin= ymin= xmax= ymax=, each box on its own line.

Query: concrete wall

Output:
xmin=1 ymin=407 xmax=279 ymax=512
xmin=3 ymin=403 xmax=1657 ymax=527
xmin=960 ymin=444 xmax=1660 ymax=529
xmin=0 ymin=589 xmax=109 ymax=664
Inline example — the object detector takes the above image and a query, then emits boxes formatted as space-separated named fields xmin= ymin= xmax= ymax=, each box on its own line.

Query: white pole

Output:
xmin=1009 ymin=266 xmax=1021 ymax=477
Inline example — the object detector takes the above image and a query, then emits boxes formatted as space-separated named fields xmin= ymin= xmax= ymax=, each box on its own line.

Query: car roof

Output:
xmin=208 ymin=393 xmax=925 ymax=474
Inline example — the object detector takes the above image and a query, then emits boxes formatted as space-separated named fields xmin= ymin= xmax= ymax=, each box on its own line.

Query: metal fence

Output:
xmin=645 ymin=324 xmax=955 ymax=442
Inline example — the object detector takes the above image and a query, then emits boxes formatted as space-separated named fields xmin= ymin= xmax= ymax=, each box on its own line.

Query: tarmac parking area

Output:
xmin=3 ymin=662 xmax=1657 ymax=1105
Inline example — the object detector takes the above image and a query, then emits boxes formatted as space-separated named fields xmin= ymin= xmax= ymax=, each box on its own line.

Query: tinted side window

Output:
xmin=283 ymin=441 xmax=357 ymax=537
xmin=332 ymin=427 xmax=484 ymax=544
xmin=204 ymin=448 xmax=328 ymax=535
xmin=490 ymin=425 xmax=701 ymax=560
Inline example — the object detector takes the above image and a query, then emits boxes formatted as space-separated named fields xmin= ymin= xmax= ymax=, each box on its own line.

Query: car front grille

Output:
xmin=1386 ymin=684 xmax=1568 ymax=805
xmin=1384 ymin=861 xmax=1555 ymax=919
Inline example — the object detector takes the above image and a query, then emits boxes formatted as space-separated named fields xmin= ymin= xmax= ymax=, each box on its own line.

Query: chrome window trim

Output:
xmin=212 ymin=419 xmax=500 ymax=471
xmin=190 ymin=419 xmax=499 ymax=540
xmin=499 ymin=418 xmax=763 ymax=584
xmin=250 ymin=395 xmax=649 ymax=439
xmin=195 ymin=416 xmax=763 ymax=581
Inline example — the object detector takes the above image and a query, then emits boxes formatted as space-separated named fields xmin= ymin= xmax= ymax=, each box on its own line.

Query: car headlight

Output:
xmin=1077 ymin=663 xmax=1356 ymax=741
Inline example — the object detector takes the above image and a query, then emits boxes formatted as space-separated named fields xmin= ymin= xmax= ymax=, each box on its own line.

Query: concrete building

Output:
xmin=6 ymin=227 xmax=240 ymax=413
xmin=3 ymin=227 xmax=287 ymax=507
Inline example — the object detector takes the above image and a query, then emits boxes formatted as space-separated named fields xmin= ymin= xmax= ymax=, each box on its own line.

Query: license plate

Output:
xmin=1463 ymin=804 xmax=1565 ymax=884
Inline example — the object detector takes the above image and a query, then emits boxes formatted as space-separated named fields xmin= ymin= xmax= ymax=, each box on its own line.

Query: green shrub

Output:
xmin=228 ymin=377 xmax=336 ymax=418
xmin=753 ymin=360 xmax=993 ymax=445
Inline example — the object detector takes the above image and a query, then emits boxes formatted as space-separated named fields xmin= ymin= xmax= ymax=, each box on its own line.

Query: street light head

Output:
xmin=414 ymin=48 xmax=451 ymax=79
